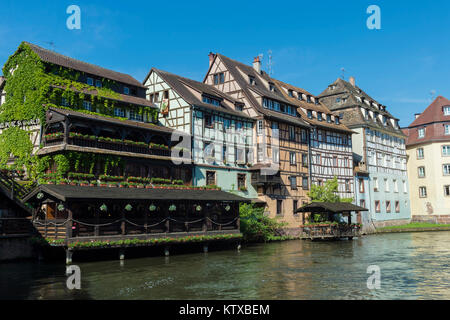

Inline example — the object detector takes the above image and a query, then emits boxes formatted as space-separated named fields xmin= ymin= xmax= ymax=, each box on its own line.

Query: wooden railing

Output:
xmin=301 ymin=224 xmax=361 ymax=239
xmin=34 ymin=216 xmax=239 ymax=240
xmin=0 ymin=171 xmax=36 ymax=202
xmin=44 ymin=137 xmax=174 ymax=157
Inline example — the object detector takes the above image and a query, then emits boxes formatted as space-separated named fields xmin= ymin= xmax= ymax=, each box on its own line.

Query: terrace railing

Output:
xmin=301 ymin=224 xmax=361 ymax=239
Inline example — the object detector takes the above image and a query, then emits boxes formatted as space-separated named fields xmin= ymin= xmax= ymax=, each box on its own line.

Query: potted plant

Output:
xmin=137 ymin=183 xmax=144 ymax=189
xmin=99 ymin=181 xmax=107 ymax=187
xmin=79 ymin=180 xmax=89 ymax=187
xmin=89 ymin=181 xmax=97 ymax=187
xmin=108 ymin=181 xmax=118 ymax=188
xmin=119 ymin=182 xmax=129 ymax=188
xmin=69 ymin=180 xmax=78 ymax=186
xmin=145 ymin=184 xmax=153 ymax=189
xmin=129 ymin=182 xmax=137 ymax=188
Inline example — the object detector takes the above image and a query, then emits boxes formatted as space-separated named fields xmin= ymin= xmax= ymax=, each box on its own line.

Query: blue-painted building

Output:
xmin=319 ymin=77 xmax=411 ymax=228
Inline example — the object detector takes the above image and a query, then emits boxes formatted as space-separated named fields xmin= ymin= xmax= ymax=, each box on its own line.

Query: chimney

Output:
xmin=253 ymin=56 xmax=261 ymax=73
xmin=208 ymin=52 xmax=215 ymax=67
xmin=349 ymin=76 xmax=356 ymax=87
xmin=415 ymin=113 xmax=421 ymax=119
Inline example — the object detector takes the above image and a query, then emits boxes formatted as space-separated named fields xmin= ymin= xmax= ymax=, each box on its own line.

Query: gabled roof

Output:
xmin=150 ymin=68 xmax=253 ymax=119
xmin=318 ymin=78 xmax=404 ymax=136
xmin=23 ymin=42 xmax=145 ymax=88
xmin=295 ymin=202 xmax=368 ymax=213
xmin=208 ymin=53 xmax=310 ymax=128
xmin=408 ymin=96 xmax=450 ymax=127
xmin=273 ymin=79 xmax=354 ymax=134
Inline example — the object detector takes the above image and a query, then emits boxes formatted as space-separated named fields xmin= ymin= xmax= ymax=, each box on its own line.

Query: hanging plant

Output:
xmin=196 ymin=205 xmax=202 ymax=212
xmin=225 ymin=205 xmax=231 ymax=212
xmin=125 ymin=204 xmax=133 ymax=211
xmin=100 ymin=204 xmax=107 ymax=212
xmin=169 ymin=204 xmax=176 ymax=212
xmin=57 ymin=204 xmax=65 ymax=211
xmin=37 ymin=192 xmax=44 ymax=200
xmin=149 ymin=204 xmax=157 ymax=212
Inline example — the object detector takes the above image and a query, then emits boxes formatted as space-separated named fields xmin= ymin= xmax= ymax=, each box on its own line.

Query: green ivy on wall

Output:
xmin=0 ymin=126 xmax=33 ymax=169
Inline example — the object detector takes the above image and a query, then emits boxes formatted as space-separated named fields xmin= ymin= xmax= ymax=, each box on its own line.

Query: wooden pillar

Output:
xmin=66 ymin=206 xmax=73 ymax=239
xmin=121 ymin=209 xmax=126 ymax=235
xmin=347 ymin=213 xmax=352 ymax=225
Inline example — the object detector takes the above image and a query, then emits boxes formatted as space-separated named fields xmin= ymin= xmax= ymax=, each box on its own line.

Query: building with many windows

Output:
xmin=319 ymin=77 xmax=411 ymax=228
xmin=403 ymin=96 xmax=450 ymax=224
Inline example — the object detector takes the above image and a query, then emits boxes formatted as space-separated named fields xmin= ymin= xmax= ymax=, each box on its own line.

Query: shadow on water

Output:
xmin=1 ymin=231 xmax=449 ymax=299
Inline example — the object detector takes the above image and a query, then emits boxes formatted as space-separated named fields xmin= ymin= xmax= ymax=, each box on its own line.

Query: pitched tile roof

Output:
xmin=209 ymin=53 xmax=310 ymax=128
xmin=408 ymin=96 xmax=450 ymax=127
xmin=318 ymin=78 xmax=405 ymax=136
xmin=150 ymin=68 xmax=253 ymax=119
xmin=24 ymin=42 xmax=145 ymax=88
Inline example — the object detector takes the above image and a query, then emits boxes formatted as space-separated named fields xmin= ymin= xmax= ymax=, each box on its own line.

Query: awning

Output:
xmin=23 ymin=184 xmax=251 ymax=203
xmin=295 ymin=202 xmax=368 ymax=213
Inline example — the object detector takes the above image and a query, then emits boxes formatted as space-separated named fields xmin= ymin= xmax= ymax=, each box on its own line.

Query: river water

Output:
xmin=1 ymin=231 xmax=449 ymax=300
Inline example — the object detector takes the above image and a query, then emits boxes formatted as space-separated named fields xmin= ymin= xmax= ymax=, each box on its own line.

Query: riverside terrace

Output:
xmin=23 ymin=184 xmax=249 ymax=263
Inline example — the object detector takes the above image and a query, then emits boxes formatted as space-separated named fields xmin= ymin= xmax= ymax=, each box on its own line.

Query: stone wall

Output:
xmin=412 ymin=215 xmax=450 ymax=224
xmin=372 ymin=218 xmax=411 ymax=229
xmin=0 ymin=236 xmax=35 ymax=261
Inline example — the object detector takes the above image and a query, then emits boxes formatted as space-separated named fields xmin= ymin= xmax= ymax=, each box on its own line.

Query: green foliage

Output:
xmin=0 ymin=127 xmax=33 ymax=169
xmin=307 ymin=176 xmax=353 ymax=203
xmin=239 ymin=203 xmax=286 ymax=242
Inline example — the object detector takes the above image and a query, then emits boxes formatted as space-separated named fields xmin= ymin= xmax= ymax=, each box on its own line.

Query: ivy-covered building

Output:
xmin=0 ymin=42 xmax=247 ymax=254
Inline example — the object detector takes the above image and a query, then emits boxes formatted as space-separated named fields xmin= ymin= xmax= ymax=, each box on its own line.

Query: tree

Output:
xmin=307 ymin=176 xmax=353 ymax=203
xmin=239 ymin=203 xmax=286 ymax=242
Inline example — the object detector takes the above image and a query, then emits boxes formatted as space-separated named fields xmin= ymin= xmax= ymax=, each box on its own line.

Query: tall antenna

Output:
xmin=267 ymin=50 xmax=273 ymax=76
xmin=341 ymin=67 xmax=346 ymax=80
xmin=44 ymin=41 xmax=56 ymax=51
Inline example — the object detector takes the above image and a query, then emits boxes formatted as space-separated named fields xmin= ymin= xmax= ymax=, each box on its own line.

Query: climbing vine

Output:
xmin=0 ymin=127 xmax=33 ymax=169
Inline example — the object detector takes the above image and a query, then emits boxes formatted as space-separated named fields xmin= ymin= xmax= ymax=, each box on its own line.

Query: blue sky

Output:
xmin=1 ymin=0 xmax=449 ymax=127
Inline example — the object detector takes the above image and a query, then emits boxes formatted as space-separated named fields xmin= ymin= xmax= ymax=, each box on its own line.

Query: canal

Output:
xmin=1 ymin=231 xmax=449 ymax=299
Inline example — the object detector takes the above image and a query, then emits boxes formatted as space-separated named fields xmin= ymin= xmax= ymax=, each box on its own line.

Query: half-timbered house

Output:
xmin=203 ymin=54 xmax=311 ymax=233
xmin=273 ymin=80 xmax=354 ymax=200
xmin=319 ymin=77 xmax=411 ymax=227
xmin=143 ymin=68 xmax=257 ymax=199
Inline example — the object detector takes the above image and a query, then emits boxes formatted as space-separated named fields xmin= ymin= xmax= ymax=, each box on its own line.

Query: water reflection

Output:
xmin=0 ymin=231 xmax=449 ymax=299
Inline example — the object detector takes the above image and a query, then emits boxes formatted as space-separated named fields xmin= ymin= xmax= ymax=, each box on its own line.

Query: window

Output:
xmin=333 ymin=156 xmax=338 ymax=167
xmin=394 ymin=179 xmax=398 ymax=193
xmin=419 ymin=186 xmax=427 ymax=198
xmin=276 ymin=200 xmax=283 ymax=215
xmin=444 ymin=185 xmax=450 ymax=196
xmin=298 ymin=93 xmax=303 ymax=101
xmin=257 ymin=144 xmax=264 ymax=162
xmin=302 ymin=177 xmax=309 ymax=190
xmin=375 ymin=200 xmax=380 ymax=213
xmin=206 ymin=171 xmax=216 ymax=186
xmin=83 ymin=100 xmax=92 ymax=111
xmin=418 ymin=128 xmax=425 ymax=138
xmin=290 ymin=152 xmax=296 ymax=165
xmin=307 ymin=110 xmax=313 ymax=119
xmin=257 ymin=120 xmax=263 ymax=135
xmin=444 ymin=106 xmax=450 ymax=115
xmin=293 ymin=200 xmax=298 ymax=214
xmin=418 ymin=166 xmax=425 ymax=178
xmin=395 ymin=201 xmax=400 ymax=213
xmin=384 ymin=178 xmax=389 ymax=192
xmin=123 ymin=87 xmax=129 ymax=95
xmin=114 ymin=107 xmax=125 ymax=117
xmin=373 ymin=177 xmax=379 ymax=191
xmin=288 ymin=89 xmax=293 ymax=97
xmin=336 ymin=97 xmax=341 ymax=103
xmin=204 ymin=114 xmax=214 ymax=128
xmin=249 ymin=76 xmax=255 ymax=85
xmin=222 ymin=146 xmax=227 ymax=162
xmin=403 ymin=180 xmax=407 ymax=193
xmin=442 ymin=146 xmax=450 ymax=156
xmin=445 ymin=125 xmax=450 ymax=135
xmin=204 ymin=142 xmax=214 ymax=159
xmin=213 ymin=72 xmax=224 ymax=85
xmin=301 ymin=129 xmax=307 ymax=142
xmin=272 ymin=148 xmax=280 ymax=163
xmin=290 ymin=176 xmax=297 ymax=190
xmin=237 ymin=174 xmax=246 ymax=190
xmin=335 ymin=117 xmax=340 ymax=125
xmin=359 ymin=178 xmax=364 ymax=193
xmin=202 ymin=96 xmax=220 ymax=106
xmin=317 ymin=112 xmax=323 ymax=121
xmin=417 ymin=148 xmax=424 ymax=159
xmin=386 ymin=201 xmax=391 ymax=213
xmin=345 ymin=180 xmax=350 ymax=192
xmin=129 ymin=110 xmax=143 ymax=121
xmin=444 ymin=164 xmax=450 ymax=175
xmin=61 ymin=98 xmax=69 ymax=107
xmin=326 ymin=114 xmax=332 ymax=123
xmin=360 ymin=199 xmax=366 ymax=208
xmin=302 ymin=153 xmax=308 ymax=167
xmin=289 ymin=126 xmax=295 ymax=141
xmin=343 ymin=157 xmax=349 ymax=168
xmin=307 ymin=96 xmax=311 ymax=103
xmin=87 ymin=77 xmax=94 ymax=86
xmin=95 ymin=80 xmax=102 ymax=88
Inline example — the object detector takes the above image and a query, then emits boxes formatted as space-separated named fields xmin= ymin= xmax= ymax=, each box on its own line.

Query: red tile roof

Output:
xmin=408 ymin=96 xmax=450 ymax=127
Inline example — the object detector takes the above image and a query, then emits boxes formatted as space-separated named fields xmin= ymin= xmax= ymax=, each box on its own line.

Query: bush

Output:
xmin=239 ymin=203 xmax=286 ymax=242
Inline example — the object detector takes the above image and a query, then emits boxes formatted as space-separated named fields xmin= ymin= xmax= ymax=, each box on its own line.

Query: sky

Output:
xmin=1 ymin=0 xmax=449 ymax=127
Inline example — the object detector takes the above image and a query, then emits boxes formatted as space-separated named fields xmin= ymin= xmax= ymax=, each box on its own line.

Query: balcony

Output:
xmin=301 ymin=224 xmax=361 ymax=240
xmin=251 ymin=171 xmax=282 ymax=185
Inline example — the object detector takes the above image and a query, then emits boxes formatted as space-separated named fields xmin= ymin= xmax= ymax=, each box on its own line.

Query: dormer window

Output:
xmin=124 ymin=87 xmax=130 ymax=95
xmin=307 ymin=110 xmax=313 ymax=119
xmin=307 ymin=95 xmax=312 ymax=103
xmin=374 ymin=112 xmax=379 ymax=122
xmin=314 ymin=98 xmax=319 ymax=105
xmin=444 ymin=106 xmax=450 ymax=116
xmin=336 ymin=97 xmax=341 ymax=103
xmin=269 ymin=83 xmax=275 ymax=92
xmin=335 ymin=116 xmax=340 ymax=125
xmin=317 ymin=112 xmax=323 ymax=121
xmin=382 ymin=115 xmax=387 ymax=126
xmin=95 ymin=80 xmax=102 ymax=88
xmin=202 ymin=96 xmax=220 ymax=106
xmin=87 ymin=77 xmax=94 ymax=86
xmin=330 ymin=85 xmax=336 ymax=90
xmin=342 ymin=98 xmax=347 ymax=103
xmin=298 ymin=93 xmax=303 ymax=101
xmin=326 ymin=114 xmax=332 ymax=123
xmin=288 ymin=89 xmax=294 ymax=97
xmin=364 ymin=109 xmax=369 ymax=120
xmin=249 ymin=76 xmax=256 ymax=85
xmin=418 ymin=128 xmax=425 ymax=138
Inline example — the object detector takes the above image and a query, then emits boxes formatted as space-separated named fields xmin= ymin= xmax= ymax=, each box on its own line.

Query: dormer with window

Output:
xmin=314 ymin=98 xmax=319 ymax=105
xmin=269 ymin=82 xmax=275 ymax=92
xmin=326 ymin=114 xmax=332 ymax=123
xmin=335 ymin=116 xmax=340 ymax=125
xmin=444 ymin=106 xmax=450 ymax=116
xmin=374 ymin=112 xmax=379 ymax=122
xmin=307 ymin=110 xmax=313 ymax=119
xmin=298 ymin=92 xmax=303 ymax=101
xmin=288 ymin=89 xmax=294 ymax=97
xmin=87 ymin=77 xmax=94 ymax=86
xmin=317 ymin=112 xmax=323 ymax=121
xmin=202 ymin=95 xmax=221 ymax=106
xmin=307 ymin=95 xmax=312 ymax=103
xmin=124 ymin=86 xmax=130 ymax=95
xmin=249 ymin=75 xmax=256 ymax=85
